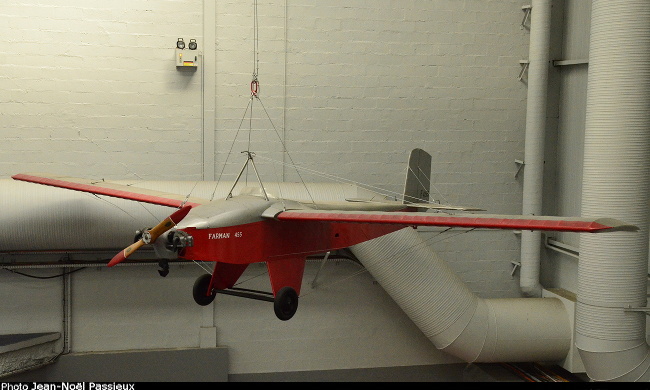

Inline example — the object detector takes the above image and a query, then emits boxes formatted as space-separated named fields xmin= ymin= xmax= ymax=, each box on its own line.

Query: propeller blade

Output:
xmin=108 ymin=240 xmax=145 ymax=267
xmin=107 ymin=205 xmax=192 ymax=267
xmin=147 ymin=205 xmax=193 ymax=242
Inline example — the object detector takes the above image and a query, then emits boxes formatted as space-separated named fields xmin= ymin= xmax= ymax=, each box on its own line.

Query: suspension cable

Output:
xmin=252 ymin=0 xmax=259 ymax=84
xmin=211 ymin=0 xmax=318 ymax=207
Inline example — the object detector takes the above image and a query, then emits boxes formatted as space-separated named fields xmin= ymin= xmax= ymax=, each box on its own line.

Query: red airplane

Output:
xmin=12 ymin=149 xmax=636 ymax=320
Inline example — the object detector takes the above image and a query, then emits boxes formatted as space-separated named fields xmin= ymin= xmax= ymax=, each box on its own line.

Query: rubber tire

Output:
xmin=193 ymin=274 xmax=216 ymax=306
xmin=274 ymin=287 xmax=299 ymax=321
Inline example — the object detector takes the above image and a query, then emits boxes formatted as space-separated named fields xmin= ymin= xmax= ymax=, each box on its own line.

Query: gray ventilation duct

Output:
xmin=351 ymin=228 xmax=571 ymax=363
xmin=576 ymin=0 xmax=650 ymax=381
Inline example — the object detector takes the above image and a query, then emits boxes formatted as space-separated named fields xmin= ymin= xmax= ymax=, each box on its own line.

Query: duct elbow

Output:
xmin=441 ymin=297 xmax=571 ymax=363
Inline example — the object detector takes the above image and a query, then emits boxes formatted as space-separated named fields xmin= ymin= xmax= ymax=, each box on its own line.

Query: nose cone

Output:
xmin=153 ymin=229 xmax=194 ymax=259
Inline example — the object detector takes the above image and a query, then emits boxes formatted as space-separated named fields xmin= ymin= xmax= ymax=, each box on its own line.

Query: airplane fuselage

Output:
xmin=173 ymin=195 xmax=407 ymax=265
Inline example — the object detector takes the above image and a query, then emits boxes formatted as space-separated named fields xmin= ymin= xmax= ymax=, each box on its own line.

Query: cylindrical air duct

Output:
xmin=351 ymin=228 xmax=571 ymax=363
xmin=577 ymin=0 xmax=650 ymax=382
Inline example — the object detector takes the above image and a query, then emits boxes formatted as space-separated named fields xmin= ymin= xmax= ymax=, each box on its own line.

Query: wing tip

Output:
xmin=12 ymin=173 xmax=34 ymax=181
xmin=594 ymin=218 xmax=639 ymax=233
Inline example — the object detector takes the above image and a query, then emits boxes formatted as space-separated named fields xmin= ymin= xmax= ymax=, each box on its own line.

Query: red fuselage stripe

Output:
xmin=180 ymin=219 xmax=405 ymax=264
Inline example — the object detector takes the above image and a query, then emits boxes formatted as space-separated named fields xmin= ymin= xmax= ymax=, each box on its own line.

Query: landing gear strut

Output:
xmin=191 ymin=274 xmax=299 ymax=320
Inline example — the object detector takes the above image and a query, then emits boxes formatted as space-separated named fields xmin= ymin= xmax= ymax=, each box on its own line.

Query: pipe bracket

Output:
xmin=623 ymin=305 xmax=650 ymax=316
xmin=521 ymin=5 xmax=532 ymax=29
xmin=514 ymin=159 xmax=525 ymax=178
xmin=552 ymin=59 xmax=589 ymax=67
xmin=518 ymin=60 xmax=529 ymax=81
xmin=510 ymin=261 xmax=521 ymax=278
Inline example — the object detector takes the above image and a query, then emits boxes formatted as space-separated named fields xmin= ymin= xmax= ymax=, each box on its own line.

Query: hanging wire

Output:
xmin=210 ymin=0 xmax=318 ymax=207
xmin=77 ymin=130 xmax=145 ymax=182
xmin=253 ymin=154 xmax=409 ymax=202
xmin=234 ymin=267 xmax=269 ymax=287
xmin=405 ymin=164 xmax=449 ymax=205
xmin=298 ymin=226 xmax=476 ymax=298
xmin=252 ymin=0 xmax=260 ymax=83
xmin=298 ymin=263 xmax=369 ymax=298
xmin=254 ymin=97 xmax=317 ymax=206
xmin=192 ymin=259 xmax=213 ymax=274
xmin=208 ymin=0 xmax=450 ymax=210
xmin=210 ymin=98 xmax=253 ymax=201
xmin=244 ymin=0 xmax=260 ymax=187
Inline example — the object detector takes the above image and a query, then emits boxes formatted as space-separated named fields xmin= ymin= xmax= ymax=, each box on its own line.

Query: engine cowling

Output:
xmin=153 ymin=229 xmax=194 ymax=259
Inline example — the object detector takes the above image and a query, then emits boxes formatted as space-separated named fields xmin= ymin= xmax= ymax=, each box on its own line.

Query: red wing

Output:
xmin=12 ymin=173 xmax=207 ymax=208
xmin=272 ymin=210 xmax=637 ymax=233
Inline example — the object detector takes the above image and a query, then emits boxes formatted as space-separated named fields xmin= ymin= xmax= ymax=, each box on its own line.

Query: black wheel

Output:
xmin=274 ymin=287 xmax=299 ymax=321
xmin=193 ymin=274 xmax=216 ymax=306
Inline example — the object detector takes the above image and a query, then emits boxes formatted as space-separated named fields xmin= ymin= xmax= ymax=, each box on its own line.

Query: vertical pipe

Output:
xmin=202 ymin=0 xmax=217 ymax=180
xmin=282 ymin=0 xmax=288 ymax=181
xmin=520 ymin=0 xmax=552 ymax=297
xmin=63 ymin=270 xmax=71 ymax=354
xmin=577 ymin=0 xmax=650 ymax=381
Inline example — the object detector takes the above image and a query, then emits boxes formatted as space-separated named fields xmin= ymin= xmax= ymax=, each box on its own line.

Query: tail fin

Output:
xmin=403 ymin=148 xmax=431 ymax=204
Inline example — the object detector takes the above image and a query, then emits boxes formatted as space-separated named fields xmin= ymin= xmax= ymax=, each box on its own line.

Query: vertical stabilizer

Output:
xmin=403 ymin=148 xmax=431 ymax=204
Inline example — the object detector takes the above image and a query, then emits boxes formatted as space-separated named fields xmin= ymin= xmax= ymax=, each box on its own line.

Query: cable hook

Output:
xmin=251 ymin=78 xmax=260 ymax=97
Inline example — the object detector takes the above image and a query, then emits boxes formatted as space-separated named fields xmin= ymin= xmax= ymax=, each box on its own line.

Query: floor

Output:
xmin=1 ymin=335 xmax=585 ymax=382
xmin=229 ymin=362 xmax=585 ymax=382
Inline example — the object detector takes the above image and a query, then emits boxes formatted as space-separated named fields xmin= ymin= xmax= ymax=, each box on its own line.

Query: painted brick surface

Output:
xmin=1 ymin=0 xmax=204 ymax=179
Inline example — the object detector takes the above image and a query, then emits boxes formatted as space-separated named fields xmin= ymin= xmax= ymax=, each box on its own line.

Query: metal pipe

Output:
xmin=63 ymin=269 xmax=71 ymax=354
xmin=520 ymin=0 xmax=553 ymax=297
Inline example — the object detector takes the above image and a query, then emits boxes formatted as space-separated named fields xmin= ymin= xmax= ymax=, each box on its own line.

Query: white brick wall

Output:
xmin=211 ymin=1 xmax=528 ymax=208
xmin=1 ymin=0 xmax=532 ymax=372
xmin=1 ymin=0 xmax=204 ymax=179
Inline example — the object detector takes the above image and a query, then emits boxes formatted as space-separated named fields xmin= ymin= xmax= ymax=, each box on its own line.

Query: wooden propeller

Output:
xmin=108 ymin=205 xmax=193 ymax=267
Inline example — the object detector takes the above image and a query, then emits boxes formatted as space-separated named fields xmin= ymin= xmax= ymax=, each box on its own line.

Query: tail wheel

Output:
xmin=274 ymin=287 xmax=299 ymax=321
xmin=193 ymin=274 xmax=216 ymax=306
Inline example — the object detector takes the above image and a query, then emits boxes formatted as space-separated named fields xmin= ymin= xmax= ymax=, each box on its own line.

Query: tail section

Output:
xmin=403 ymin=148 xmax=431 ymax=204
